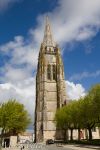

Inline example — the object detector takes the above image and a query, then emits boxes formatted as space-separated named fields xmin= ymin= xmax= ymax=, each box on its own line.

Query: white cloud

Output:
xmin=0 ymin=77 xmax=36 ymax=125
xmin=66 ymin=81 xmax=86 ymax=100
xmin=69 ymin=70 xmax=100 ymax=81
xmin=30 ymin=0 xmax=100 ymax=48
xmin=0 ymin=0 xmax=20 ymax=13
xmin=0 ymin=36 xmax=38 ymax=83
xmin=3 ymin=66 xmax=31 ymax=82
xmin=0 ymin=79 xmax=85 ymax=126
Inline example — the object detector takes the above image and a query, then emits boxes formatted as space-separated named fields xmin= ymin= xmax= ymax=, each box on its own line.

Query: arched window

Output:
xmin=45 ymin=46 xmax=47 ymax=53
xmin=47 ymin=65 xmax=51 ymax=80
xmin=53 ymin=65 xmax=56 ymax=80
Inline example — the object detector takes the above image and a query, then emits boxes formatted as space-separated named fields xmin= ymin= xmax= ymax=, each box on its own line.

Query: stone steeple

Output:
xmin=34 ymin=17 xmax=67 ymax=143
xmin=43 ymin=16 xmax=55 ymax=47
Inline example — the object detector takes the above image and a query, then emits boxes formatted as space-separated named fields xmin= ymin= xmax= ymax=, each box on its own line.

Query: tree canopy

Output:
xmin=0 ymin=100 xmax=31 ymax=136
xmin=55 ymin=84 xmax=100 ymax=141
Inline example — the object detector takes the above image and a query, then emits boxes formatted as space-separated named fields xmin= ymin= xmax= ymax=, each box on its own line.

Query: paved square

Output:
xmin=2 ymin=143 xmax=100 ymax=150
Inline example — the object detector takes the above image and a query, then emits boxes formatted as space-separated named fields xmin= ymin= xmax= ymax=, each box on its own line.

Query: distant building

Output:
xmin=69 ymin=127 xmax=100 ymax=140
xmin=34 ymin=17 xmax=67 ymax=142
xmin=2 ymin=136 xmax=17 ymax=148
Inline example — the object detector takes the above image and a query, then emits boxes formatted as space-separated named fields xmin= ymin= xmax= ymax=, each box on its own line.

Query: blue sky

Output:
xmin=0 ymin=0 xmax=100 ymax=126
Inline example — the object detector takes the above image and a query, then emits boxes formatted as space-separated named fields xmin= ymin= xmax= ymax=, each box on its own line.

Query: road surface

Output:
xmin=2 ymin=143 xmax=100 ymax=150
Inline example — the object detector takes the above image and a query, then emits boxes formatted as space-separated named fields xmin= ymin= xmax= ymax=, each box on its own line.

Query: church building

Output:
xmin=34 ymin=17 xmax=67 ymax=142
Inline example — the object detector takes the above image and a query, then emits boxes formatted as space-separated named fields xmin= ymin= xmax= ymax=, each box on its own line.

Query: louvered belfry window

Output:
xmin=47 ymin=64 xmax=51 ymax=80
xmin=53 ymin=65 xmax=56 ymax=80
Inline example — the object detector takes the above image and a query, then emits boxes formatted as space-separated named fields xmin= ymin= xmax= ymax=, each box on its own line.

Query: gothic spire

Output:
xmin=43 ymin=16 xmax=55 ymax=46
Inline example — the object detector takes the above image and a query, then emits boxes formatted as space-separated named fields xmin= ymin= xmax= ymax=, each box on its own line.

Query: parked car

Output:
xmin=24 ymin=140 xmax=31 ymax=144
xmin=46 ymin=139 xmax=54 ymax=145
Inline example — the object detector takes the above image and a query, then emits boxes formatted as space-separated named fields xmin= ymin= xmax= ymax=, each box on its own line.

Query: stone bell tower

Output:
xmin=34 ymin=17 xmax=67 ymax=142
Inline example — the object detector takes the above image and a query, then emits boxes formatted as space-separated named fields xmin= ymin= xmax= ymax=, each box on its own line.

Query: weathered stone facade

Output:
xmin=34 ymin=17 xmax=67 ymax=142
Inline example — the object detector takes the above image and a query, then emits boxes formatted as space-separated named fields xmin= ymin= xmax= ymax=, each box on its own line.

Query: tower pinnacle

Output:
xmin=43 ymin=16 xmax=55 ymax=46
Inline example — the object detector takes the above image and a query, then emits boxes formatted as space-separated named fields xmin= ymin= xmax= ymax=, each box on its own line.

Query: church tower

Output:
xmin=34 ymin=17 xmax=67 ymax=142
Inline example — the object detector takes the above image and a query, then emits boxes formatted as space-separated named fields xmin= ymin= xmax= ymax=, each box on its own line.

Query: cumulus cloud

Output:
xmin=69 ymin=70 xmax=100 ymax=81
xmin=66 ymin=81 xmax=86 ymax=100
xmin=0 ymin=77 xmax=36 ymax=126
xmin=0 ymin=36 xmax=38 ymax=83
xmin=31 ymin=0 xmax=100 ymax=47
xmin=0 ymin=0 xmax=20 ymax=13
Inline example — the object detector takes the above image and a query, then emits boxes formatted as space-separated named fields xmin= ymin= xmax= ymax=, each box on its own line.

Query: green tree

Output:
xmin=0 ymin=100 xmax=31 ymax=137
xmin=79 ymin=84 xmax=100 ymax=140
xmin=85 ymin=84 xmax=100 ymax=140
xmin=88 ymin=84 xmax=100 ymax=124
xmin=55 ymin=101 xmax=81 ymax=141
xmin=67 ymin=100 xmax=82 ymax=141
xmin=55 ymin=84 xmax=100 ymax=141
xmin=64 ymin=102 xmax=76 ymax=141
xmin=78 ymin=97 xmax=95 ymax=140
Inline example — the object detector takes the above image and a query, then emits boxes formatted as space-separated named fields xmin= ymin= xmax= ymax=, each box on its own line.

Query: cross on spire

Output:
xmin=43 ymin=16 xmax=55 ymax=46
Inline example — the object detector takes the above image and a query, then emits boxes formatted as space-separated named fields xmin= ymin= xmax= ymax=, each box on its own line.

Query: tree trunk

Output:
xmin=85 ymin=129 xmax=88 ymax=140
xmin=1 ymin=128 xmax=5 ymax=147
xmin=88 ymin=128 xmax=92 ymax=141
xmin=66 ymin=129 xmax=69 ymax=141
xmin=70 ymin=129 xmax=73 ymax=141
xmin=63 ymin=129 xmax=69 ymax=142
xmin=64 ymin=129 xmax=66 ymax=142
xmin=78 ymin=128 xmax=80 ymax=141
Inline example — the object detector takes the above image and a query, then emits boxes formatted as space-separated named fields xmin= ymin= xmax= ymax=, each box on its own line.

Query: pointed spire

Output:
xmin=43 ymin=16 xmax=55 ymax=46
